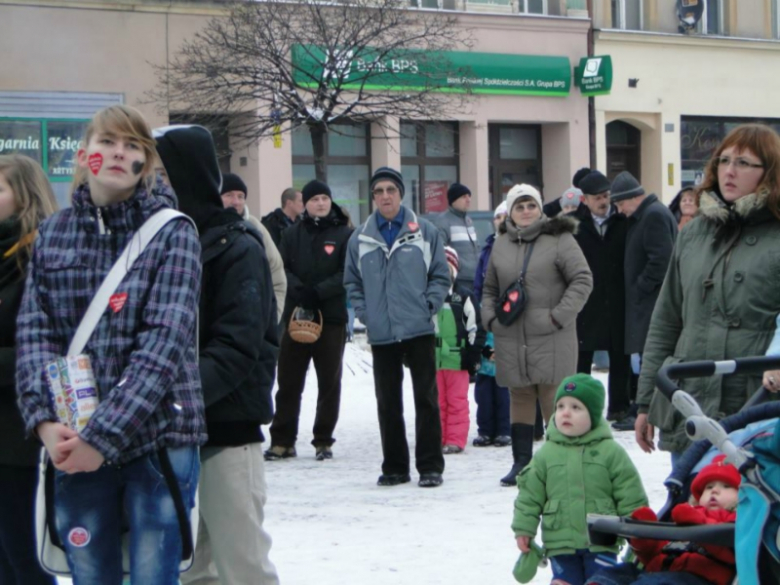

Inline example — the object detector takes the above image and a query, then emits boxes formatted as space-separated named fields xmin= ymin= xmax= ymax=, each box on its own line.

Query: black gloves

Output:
xmin=298 ymin=286 xmax=319 ymax=310
xmin=462 ymin=347 xmax=483 ymax=376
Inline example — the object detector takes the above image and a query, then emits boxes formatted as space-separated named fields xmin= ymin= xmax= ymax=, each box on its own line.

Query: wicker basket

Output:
xmin=288 ymin=308 xmax=323 ymax=344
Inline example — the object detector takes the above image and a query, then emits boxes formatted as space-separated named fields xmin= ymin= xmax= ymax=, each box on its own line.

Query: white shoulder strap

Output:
xmin=68 ymin=209 xmax=191 ymax=356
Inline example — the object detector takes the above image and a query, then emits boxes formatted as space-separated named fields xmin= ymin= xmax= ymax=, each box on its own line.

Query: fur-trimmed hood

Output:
xmin=501 ymin=213 xmax=579 ymax=242
xmin=698 ymin=189 xmax=772 ymax=224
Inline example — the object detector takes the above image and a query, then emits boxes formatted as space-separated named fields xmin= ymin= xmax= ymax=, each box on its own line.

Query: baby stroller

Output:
xmin=587 ymin=355 xmax=780 ymax=585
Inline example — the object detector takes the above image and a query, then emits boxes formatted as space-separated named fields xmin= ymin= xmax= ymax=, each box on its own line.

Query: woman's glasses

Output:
xmin=714 ymin=156 xmax=764 ymax=170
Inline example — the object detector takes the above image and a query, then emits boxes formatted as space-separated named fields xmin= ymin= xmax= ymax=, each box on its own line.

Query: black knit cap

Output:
xmin=579 ymin=171 xmax=612 ymax=196
xmin=447 ymin=182 xmax=471 ymax=205
xmin=370 ymin=166 xmax=405 ymax=198
xmin=301 ymin=179 xmax=332 ymax=204
xmin=610 ymin=171 xmax=645 ymax=202
xmin=572 ymin=167 xmax=591 ymax=188
xmin=221 ymin=172 xmax=247 ymax=196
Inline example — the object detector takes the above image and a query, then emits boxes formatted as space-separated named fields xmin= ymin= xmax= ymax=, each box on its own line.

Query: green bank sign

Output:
xmin=574 ymin=55 xmax=613 ymax=96
xmin=292 ymin=45 xmax=571 ymax=97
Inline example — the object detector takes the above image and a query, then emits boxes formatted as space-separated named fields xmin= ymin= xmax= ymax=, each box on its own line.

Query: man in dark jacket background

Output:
xmin=612 ymin=171 xmax=677 ymax=429
xmin=262 ymin=187 xmax=303 ymax=247
xmin=265 ymin=179 xmax=353 ymax=462
xmin=155 ymin=125 xmax=280 ymax=585
xmin=572 ymin=170 xmax=632 ymax=426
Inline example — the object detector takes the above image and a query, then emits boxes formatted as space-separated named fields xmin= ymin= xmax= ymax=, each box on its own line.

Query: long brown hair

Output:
xmin=71 ymin=105 xmax=158 ymax=195
xmin=0 ymin=154 xmax=58 ymax=264
xmin=697 ymin=123 xmax=780 ymax=219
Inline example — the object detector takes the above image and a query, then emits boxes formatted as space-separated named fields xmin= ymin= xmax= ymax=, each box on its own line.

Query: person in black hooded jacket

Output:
xmin=266 ymin=179 xmax=353 ymax=461
xmin=154 ymin=125 xmax=280 ymax=585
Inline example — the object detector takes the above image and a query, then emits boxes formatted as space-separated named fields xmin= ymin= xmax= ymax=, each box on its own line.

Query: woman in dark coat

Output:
xmin=0 ymin=154 xmax=58 ymax=584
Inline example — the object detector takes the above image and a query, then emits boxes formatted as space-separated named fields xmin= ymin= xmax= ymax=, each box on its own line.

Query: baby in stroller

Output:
xmin=586 ymin=454 xmax=741 ymax=585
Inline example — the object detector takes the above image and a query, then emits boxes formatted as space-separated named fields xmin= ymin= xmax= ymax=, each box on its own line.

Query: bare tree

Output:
xmin=150 ymin=0 xmax=475 ymax=181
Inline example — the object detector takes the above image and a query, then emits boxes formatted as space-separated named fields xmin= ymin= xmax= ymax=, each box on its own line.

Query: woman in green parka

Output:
xmin=635 ymin=124 xmax=780 ymax=459
xmin=512 ymin=374 xmax=647 ymax=585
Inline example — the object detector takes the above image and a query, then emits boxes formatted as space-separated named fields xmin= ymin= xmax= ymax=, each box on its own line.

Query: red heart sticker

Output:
xmin=324 ymin=245 xmax=335 ymax=255
xmin=87 ymin=153 xmax=103 ymax=175
xmin=508 ymin=291 xmax=519 ymax=302
xmin=109 ymin=292 xmax=128 ymax=313
xmin=503 ymin=301 xmax=511 ymax=312
xmin=408 ymin=222 xmax=419 ymax=231
xmin=68 ymin=527 xmax=91 ymax=548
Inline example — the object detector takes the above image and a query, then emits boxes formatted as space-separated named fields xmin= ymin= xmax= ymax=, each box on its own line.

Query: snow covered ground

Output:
xmin=60 ymin=337 xmax=673 ymax=585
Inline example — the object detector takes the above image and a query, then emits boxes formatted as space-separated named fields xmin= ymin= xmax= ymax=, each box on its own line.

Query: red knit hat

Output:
xmin=691 ymin=454 xmax=741 ymax=502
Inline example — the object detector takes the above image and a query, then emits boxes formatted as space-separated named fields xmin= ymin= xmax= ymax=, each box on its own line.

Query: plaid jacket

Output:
xmin=16 ymin=182 xmax=206 ymax=464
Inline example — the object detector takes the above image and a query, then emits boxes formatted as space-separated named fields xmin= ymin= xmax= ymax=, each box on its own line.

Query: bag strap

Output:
xmin=157 ymin=448 xmax=194 ymax=560
xmin=68 ymin=209 xmax=189 ymax=356
xmin=517 ymin=241 xmax=535 ymax=284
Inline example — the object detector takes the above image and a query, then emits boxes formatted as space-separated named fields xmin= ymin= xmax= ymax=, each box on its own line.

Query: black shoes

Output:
xmin=472 ymin=435 xmax=493 ymax=447
xmin=418 ymin=473 xmax=443 ymax=488
xmin=493 ymin=435 xmax=512 ymax=447
xmin=612 ymin=416 xmax=637 ymax=432
xmin=377 ymin=474 xmax=411 ymax=487
xmin=315 ymin=446 xmax=333 ymax=461
xmin=264 ymin=445 xmax=297 ymax=461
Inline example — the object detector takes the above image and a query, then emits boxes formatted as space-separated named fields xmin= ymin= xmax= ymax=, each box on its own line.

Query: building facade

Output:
xmin=0 ymin=0 xmax=594 ymax=219
xmin=592 ymin=0 xmax=780 ymax=202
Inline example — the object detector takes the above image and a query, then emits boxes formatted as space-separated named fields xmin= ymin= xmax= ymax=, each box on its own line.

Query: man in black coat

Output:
xmin=571 ymin=170 xmax=632 ymax=423
xmin=612 ymin=171 xmax=677 ymax=423
xmin=155 ymin=125 xmax=280 ymax=585
xmin=261 ymin=187 xmax=303 ymax=247
xmin=266 ymin=179 xmax=353 ymax=462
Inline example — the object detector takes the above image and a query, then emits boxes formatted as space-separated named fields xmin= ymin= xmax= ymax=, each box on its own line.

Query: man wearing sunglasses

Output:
xmin=344 ymin=166 xmax=450 ymax=488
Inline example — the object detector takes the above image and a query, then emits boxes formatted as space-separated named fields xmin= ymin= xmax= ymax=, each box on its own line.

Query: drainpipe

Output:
xmin=587 ymin=0 xmax=596 ymax=169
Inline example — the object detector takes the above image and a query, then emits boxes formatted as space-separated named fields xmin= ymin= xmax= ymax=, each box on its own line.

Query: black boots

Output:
xmin=500 ymin=423 xmax=535 ymax=487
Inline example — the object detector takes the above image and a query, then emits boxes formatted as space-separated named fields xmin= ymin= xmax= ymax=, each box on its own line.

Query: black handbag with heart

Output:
xmin=494 ymin=242 xmax=535 ymax=327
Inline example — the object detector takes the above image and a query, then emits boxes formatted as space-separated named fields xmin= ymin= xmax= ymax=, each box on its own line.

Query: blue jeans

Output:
xmin=55 ymin=447 xmax=199 ymax=585
xmin=550 ymin=550 xmax=618 ymax=585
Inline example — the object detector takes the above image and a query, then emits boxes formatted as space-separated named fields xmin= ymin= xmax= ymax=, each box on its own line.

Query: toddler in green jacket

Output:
xmin=512 ymin=374 xmax=648 ymax=585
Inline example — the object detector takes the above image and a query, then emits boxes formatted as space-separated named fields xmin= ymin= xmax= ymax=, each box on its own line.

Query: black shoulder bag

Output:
xmin=494 ymin=242 xmax=535 ymax=327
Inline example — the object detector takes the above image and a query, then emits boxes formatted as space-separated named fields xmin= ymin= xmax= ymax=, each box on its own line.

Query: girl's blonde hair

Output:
xmin=0 ymin=154 xmax=58 ymax=264
xmin=71 ymin=104 xmax=158 ymax=195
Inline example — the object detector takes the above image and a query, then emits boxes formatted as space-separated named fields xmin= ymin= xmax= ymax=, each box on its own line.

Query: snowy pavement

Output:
xmin=59 ymin=338 xmax=673 ymax=585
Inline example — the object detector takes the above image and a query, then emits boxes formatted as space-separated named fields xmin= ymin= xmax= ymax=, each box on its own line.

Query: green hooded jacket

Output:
xmin=637 ymin=190 xmax=780 ymax=453
xmin=511 ymin=418 xmax=648 ymax=557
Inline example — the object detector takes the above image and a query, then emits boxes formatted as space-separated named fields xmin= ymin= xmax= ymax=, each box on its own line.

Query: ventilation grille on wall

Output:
xmin=0 ymin=91 xmax=123 ymax=119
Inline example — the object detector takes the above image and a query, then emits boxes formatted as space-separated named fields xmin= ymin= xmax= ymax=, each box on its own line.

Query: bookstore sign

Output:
xmin=0 ymin=118 xmax=88 ymax=181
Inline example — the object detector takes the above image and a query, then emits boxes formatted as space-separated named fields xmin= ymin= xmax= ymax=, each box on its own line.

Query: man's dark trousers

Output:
xmin=371 ymin=334 xmax=445 ymax=476
xmin=577 ymin=348 xmax=631 ymax=416
xmin=271 ymin=323 xmax=346 ymax=447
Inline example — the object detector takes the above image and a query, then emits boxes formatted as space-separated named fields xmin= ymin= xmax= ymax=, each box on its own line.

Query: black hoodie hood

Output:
xmin=154 ymin=124 xmax=231 ymax=232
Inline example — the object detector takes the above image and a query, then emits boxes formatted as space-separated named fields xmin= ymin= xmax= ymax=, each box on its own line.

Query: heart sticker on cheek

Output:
xmin=131 ymin=161 xmax=144 ymax=175
xmin=88 ymin=153 xmax=103 ymax=175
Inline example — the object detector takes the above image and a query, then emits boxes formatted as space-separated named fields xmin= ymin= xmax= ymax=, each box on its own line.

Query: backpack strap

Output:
xmin=68 ymin=209 xmax=192 ymax=356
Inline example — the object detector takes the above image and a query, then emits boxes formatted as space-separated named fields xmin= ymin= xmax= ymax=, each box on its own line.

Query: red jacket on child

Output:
xmin=629 ymin=505 xmax=736 ymax=585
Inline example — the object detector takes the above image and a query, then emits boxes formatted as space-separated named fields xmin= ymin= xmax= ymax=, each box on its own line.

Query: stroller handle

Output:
xmin=656 ymin=355 xmax=780 ymax=469
xmin=656 ymin=356 xmax=780 ymax=401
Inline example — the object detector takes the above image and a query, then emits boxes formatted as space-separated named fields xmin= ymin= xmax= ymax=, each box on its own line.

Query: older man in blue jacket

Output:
xmin=344 ymin=167 xmax=450 ymax=488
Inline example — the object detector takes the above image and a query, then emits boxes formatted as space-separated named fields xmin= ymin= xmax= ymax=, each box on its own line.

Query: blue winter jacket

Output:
xmin=344 ymin=209 xmax=450 ymax=345
xmin=473 ymin=233 xmax=495 ymax=303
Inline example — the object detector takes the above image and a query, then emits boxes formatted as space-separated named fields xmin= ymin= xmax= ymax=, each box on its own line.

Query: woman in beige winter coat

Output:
xmin=482 ymin=184 xmax=593 ymax=486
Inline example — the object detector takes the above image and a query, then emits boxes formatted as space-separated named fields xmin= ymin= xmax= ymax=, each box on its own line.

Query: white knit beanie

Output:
xmin=506 ymin=184 xmax=543 ymax=213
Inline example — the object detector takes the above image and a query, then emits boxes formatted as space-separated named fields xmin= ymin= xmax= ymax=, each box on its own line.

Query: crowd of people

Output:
xmin=2 ymin=107 xmax=780 ymax=584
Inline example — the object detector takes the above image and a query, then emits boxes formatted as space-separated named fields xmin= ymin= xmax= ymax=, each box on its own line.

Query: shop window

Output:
xmin=400 ymin=122 xmax=459 ymax=214
xmin=697 ymin=0 xmax=724 ymax=35
xmin=680 ymin=115 xmax=780 ymax=187
xmin=611 ymin=0 xmax=642 ymax=30
xmin=773 ymin=0 xmax=780 ymax=38
xmin=488 ymin=124 xmax=542 ymax=208
xmin=292 ymin=122 xmax=371 ymax=223
xmin=409 ymin=0 xmax=443 ymax=7
xmin=519 ymin=0 xmax=547 ymax=14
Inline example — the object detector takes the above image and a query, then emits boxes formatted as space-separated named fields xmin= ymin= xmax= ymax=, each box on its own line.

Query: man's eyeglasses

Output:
xmin=372 ymin=186 xmax=399 ymax=196
xmin=714 ymin=156 xmax=764 ymax=170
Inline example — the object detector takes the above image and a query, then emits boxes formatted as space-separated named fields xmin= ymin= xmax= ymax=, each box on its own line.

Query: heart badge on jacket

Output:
xmin=109 ymin=292 xmax=128 ymax=313
xmin=324 ymin=244 xmax=335 ymax=255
